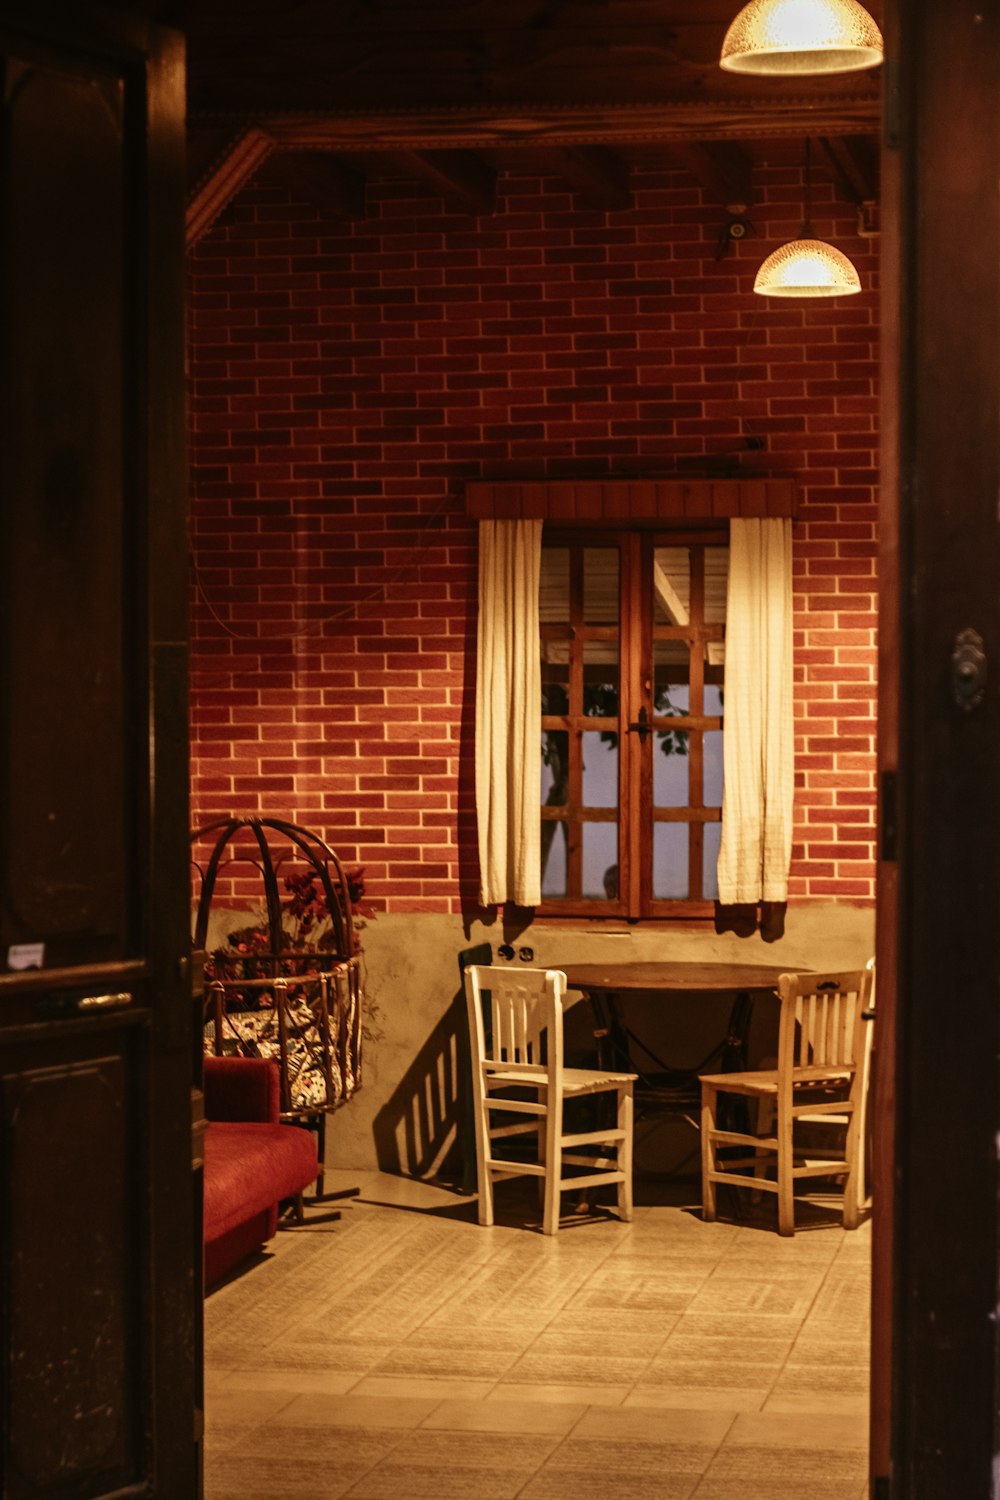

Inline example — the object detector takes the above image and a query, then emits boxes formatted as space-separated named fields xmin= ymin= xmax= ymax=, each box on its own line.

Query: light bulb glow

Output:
xmin=753 ymin=238 xmax=862 ymax=297
xmin=720 ymin=0 xmax=883 ymax=75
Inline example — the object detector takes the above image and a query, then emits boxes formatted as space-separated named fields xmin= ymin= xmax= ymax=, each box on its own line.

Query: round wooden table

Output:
xmin=560 ymin=960 xmax=793 ymax=995
xmin=557 ymin=960 xmax=794 ymax=1134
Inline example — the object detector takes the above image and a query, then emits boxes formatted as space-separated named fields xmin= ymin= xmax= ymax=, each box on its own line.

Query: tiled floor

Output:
xmin=204 ymin=1172 xmax=871 ymax=1499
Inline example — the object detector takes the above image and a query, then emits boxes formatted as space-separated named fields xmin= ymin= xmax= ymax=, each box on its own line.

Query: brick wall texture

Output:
xmin=188 ymin=161 xmax=879 ymax=913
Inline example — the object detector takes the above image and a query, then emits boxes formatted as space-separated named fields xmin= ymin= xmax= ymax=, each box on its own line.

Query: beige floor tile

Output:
xmin=525 ymin=1434 xmax=716 ymax=1479
xmin=693 ymin=1482 xmax=862 ymax=1500
xmin=626 ymin=1385 xmax=765 ymax=1413
xmin=348 ymin=1374 xmax=498 ymax=1401
xmin=421 ymin=1397 xmax=587 ymax=1434
xmin=341 ymin=1429 xmax=557 ymax=1499
xmin=723 ymin=1409 xmax=869 ymax=1451
xmin=217 ymin=1368 xmax=362 ymax=1396
xmin=763 ymin=1390 xmax=869 ymax=1416
xmin=204 ymin=1387 xmax=300 ymax=1428
xmin=700 ymin=1444 xmax=867 ymax=1483
xmin=503 ymin=1350 xmax=655 ymax=1387
xmin=269 ymin=1391 xmax=442 ymax=1428
xmin=686 ymin=1279 xmax=821 ymax=1320
xmin=490 ymin=1381 xmax=630 ymax=1407
xmin=204 ymin=1453 xmax=360 ymax=1499
xmin=520 ymin=1469 xmax=699 ymax=1499
xmin=771 ymin=1362 xmax=869 ymax=1395
xmin=639 ymin=1360 xmax=782 ymax=1393
xmin=574 ymin=1405 xmax=736 ymax=1446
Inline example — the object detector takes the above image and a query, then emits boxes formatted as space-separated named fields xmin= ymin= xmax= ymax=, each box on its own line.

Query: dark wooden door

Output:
xmin=877 ymin=0 xmax=1000 ymax=1494
xmin=0 ymin=6 xmax=197 ymax=1498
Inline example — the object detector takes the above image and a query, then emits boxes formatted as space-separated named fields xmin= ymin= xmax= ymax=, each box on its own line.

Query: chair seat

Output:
xmin=487 ymin=1066 xmax=636 ymax=1094
xmin=700 ymin=1064 xmax=851 ymax=1095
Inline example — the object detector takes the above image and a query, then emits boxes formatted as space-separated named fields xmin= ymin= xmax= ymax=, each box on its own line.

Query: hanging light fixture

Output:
xmin=753 ymin=140 xmax=862 ymax=298
xmin=720 ymin=0 xmax=883 ymax=76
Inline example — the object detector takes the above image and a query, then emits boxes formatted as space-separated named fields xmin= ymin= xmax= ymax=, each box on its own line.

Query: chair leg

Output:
xmin=842 ymin=1103 xmax=862 ymax=1230
xmin=700 ymin=1083 xmax=718 ymax=1223
xmin=617 ymin=1085 xmax=633 ymax=1223
xmin=475 ymin=1102 xmax=494 ymax=1227
xmin=776 ymin=1104 xmax=795 ymax=1236
xmin=542 ymin=1095 xmax=560 ymax=1235
xmin=753 ymin=1095 xmax=776 ymax=1202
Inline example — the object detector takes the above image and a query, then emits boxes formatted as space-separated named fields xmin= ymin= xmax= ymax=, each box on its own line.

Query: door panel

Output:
xmin=0 ymin=8 xmax=195 ymax=1498
xmin=5 ymin=1027 xmax=146 ymax=1498
xmin=2 ymin=47 xmax=130 ymax=968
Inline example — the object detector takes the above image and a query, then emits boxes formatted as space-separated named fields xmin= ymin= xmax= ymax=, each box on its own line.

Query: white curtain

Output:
xmin=475 ymin=518 xmax=543 ymax=906
xmin=716 ymin=517 xmax=795 ymax=905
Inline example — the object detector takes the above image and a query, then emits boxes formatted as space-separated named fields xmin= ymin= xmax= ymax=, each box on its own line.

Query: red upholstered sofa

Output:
xmin=203 ymin=1056 xmax=318 ymax=1289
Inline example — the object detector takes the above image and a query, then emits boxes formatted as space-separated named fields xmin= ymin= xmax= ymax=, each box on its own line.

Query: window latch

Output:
xmin=627 ymin=705 xmax=651 ymax=742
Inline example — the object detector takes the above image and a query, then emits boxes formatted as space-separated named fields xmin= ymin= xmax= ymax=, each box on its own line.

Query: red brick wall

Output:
xmin=188 ymin=161 xmax=878 ymax=913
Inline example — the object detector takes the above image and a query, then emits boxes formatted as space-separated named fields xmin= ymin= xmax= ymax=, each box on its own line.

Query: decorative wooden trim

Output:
xmin=188 ymin=98 xmax=879 ymax=152
xmin=185 ymin=126 xmax=275 ymax=249
xmin=466 ymin=478 xmax=798 ymax=521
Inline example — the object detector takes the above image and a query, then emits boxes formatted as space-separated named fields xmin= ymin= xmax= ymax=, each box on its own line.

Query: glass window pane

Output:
xmin=704 ymin=730 xmax=724 ymax=807
xmin=582 ymin=731 xmax=618 ymax=808
xmin=654 ymin=823 xmax=689 ymax=899
xmin=583 ymin=548 xmax=618 ymax=623
xmin=705 ymin=680 xmax=724 ymax=716
xmin=541 ymin=645 xmax=569 ymax=715
xmin=654 ymin=732 xmax=689 ymax=808
xmin=653 ymin=546 xmax=690 ymax=625
xmin=703 ymin=821 xmax=722 ymax=901
xmin=582 ymin=640 xmax=619 ymax=719
xmin=541 ymin=731 xmax=569 ymax=805
xmin=705 ymin=547 xmax=729 ymax=623
xmin=654 ymin=640 xmax=690 ymax=714
xmin=541 ymin=821 xmax=568 ymax=897
xmin=540 ymin=548 xmax=570 ymax=623
xmin=583 ymin=823 xmax=618 ymax=899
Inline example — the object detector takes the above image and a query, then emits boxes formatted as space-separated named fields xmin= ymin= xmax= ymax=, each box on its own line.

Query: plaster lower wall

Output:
xmin=332 ymin=904 xmax=875 ymax=1178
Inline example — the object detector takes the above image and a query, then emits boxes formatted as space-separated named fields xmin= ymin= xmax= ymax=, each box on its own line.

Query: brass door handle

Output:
xmin=75 ymin=991 xmax=133 ymax=1012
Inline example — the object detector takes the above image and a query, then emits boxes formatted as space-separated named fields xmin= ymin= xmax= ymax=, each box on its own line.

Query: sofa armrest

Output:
xmin=204 ymin=1056 xmax=281 ymax=1123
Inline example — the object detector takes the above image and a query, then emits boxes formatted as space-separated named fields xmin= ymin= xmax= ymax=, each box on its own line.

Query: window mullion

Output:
xmin=688 ymin=546 xmax=706 ymax=900
xmin=629 ymin=534 xmax=653 ymax=918
xmin=567 ymin=544 xmax=584 ymax=900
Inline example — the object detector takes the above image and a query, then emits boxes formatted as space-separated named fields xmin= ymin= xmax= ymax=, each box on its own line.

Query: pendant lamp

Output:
xmin=720 ymin=0 xmax=883 ymax=76
xmin=754 ymin=141 xmax=862 ymax=298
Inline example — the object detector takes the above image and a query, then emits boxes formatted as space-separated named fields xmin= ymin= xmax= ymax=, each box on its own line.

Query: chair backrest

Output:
xmin=775 ymin=968 xmax=874 ymax=1087
xmin=464 ymin=965 xmax=566 ymax=1082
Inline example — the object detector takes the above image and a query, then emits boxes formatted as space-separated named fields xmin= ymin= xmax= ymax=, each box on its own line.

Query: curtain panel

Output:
xmin=716 ymin=516 xmax=795 ymax=910
xmin=475 ymin=518 xmax=543 ymax=907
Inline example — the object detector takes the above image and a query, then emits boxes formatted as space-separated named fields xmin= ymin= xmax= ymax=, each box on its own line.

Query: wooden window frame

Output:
xmin=539 ymin=523 xmax=727 ymax=921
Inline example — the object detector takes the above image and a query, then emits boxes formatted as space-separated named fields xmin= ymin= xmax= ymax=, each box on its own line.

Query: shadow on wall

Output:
xmin=371 ymin=943 xmax=490 ymax=1187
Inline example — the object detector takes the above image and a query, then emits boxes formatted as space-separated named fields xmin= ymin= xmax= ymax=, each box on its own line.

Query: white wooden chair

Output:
xmin=464 ymin=964 xmax=636 ymax=1234
xmin=700 ymin=967 xmax=875 ymax=1236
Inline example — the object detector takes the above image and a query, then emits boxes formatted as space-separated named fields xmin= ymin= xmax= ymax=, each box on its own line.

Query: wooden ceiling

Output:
xmin=175 ymin=0 xmax=883 ymax=246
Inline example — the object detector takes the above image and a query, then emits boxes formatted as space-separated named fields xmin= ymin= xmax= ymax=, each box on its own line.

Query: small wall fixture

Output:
xmin=754 ymin=141 xmax=862 ymax=298
xmin=720 ymin=0 xmax=883 ymax=76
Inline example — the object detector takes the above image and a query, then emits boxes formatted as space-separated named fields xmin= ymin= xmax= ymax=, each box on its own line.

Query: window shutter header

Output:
xmin=466 ymin=478 xmax=798 ymax=522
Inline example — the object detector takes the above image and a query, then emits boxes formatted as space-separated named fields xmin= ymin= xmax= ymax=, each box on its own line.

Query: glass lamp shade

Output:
xmin=753 ymin=237 xmax=862 ymax=297
xmin=720 ymin=0 xmax=883 ymax=75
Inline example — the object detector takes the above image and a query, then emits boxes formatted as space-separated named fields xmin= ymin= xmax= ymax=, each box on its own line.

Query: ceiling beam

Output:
xmin=817 ymin=134 xmax=879 ymax=206
xmin=263 ymin=153 xmax=367 ymax=219
xmin=667 ymin=140 xmax=752 ymax=210
xmin=399 ymin=150 xmax=497 ymax=214
xmin=186 ymin=126 xmax=275 ymax=247
xmin=189 ymin=98 xmax=880 ymax=154
xmin=542 ymin=146 xmax=631 ymax=210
